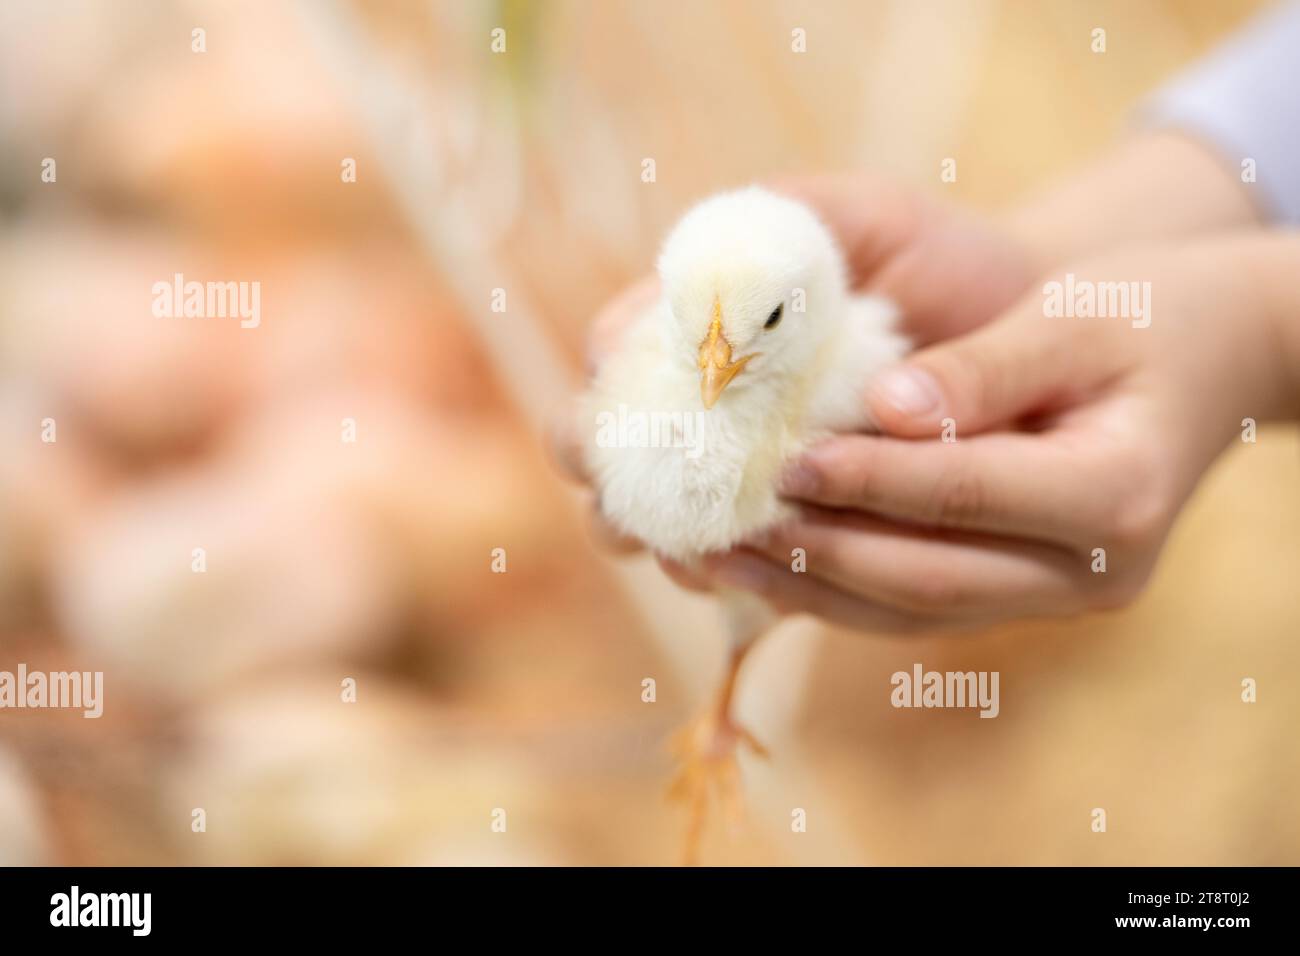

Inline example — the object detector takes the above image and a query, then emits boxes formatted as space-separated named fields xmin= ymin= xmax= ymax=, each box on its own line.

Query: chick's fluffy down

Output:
xmin=584 ymin=294 xmax=905 ymax=562
xmin=583 ymin=188 xmax=908 ymax=562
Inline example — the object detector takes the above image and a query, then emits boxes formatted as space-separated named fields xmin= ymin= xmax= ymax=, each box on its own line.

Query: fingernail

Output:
xmin=870 ymin=365 xmax=943 ymax=417
xmin=779 ymin=459 xmax=819 ymax=497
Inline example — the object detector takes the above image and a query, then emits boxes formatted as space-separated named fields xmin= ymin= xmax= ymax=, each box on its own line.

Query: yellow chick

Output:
xmin=582 ymin=186 xmax=909 ymax=861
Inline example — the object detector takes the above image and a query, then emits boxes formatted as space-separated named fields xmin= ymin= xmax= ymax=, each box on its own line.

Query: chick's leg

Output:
xmin=667 ymin=628 xmax=770 ymax=866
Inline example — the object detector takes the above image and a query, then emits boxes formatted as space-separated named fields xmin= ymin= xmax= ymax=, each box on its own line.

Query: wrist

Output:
xmin=1238 ymin=233 xmax=1300 ymax=421
xmin=1001 ymin=131 xmax=1262 ymax=276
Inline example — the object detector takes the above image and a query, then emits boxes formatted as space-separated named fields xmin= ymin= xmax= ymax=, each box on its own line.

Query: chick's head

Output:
xmin=657 ymin=187 xmax=848 ymax=409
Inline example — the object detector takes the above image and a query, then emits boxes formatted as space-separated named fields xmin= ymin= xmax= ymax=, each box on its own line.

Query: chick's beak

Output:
xmin=698 ymin=301 xmax=755 ymax=409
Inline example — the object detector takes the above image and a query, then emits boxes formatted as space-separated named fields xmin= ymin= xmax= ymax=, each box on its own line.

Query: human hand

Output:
xmin=689 ymin=235 xmax=1300 ymax=632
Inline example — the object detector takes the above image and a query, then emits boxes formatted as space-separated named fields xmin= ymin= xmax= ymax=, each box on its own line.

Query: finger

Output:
xmin=780 ymin=431 xmax=1114 ymax=548
xmin=587 ymin=275 xmax=660 ymax=373
xmin=699 ymin=549 xmax=935 ymax=635
xmin=767 ymin=172 xmax=922 ymax=289
xmin=547 ymin=404 xmax=590 ymax=484
xmin=866 ymin=296 xmax=1129 ymax=438
xmin=867 ymin=205 xmax=1038 ymax=345
xmin=768 ymin=174 xmax=1032 ymax=343
xmin=750 ymin=508 xmax=1088 ymax=618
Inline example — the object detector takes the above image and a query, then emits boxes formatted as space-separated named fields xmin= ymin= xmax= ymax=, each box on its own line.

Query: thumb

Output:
xmin=867 ymin=302 xmax=1111 ymax=438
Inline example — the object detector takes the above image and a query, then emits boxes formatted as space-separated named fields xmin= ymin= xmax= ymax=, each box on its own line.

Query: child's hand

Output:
xmin=687 ymin=236 xmax=1300 ymax=632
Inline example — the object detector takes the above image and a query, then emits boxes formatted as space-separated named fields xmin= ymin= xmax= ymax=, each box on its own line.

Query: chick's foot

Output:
xmin=666 ymin=705 xmax=768 ymax=866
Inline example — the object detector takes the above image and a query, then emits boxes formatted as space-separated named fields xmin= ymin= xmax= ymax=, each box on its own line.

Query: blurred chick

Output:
xmin=582 ymin=187 xmax=908 ymax=862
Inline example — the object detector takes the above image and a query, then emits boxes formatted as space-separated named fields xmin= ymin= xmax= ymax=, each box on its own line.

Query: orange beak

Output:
xmin=697 ymin=300 xmax=756 ymax=409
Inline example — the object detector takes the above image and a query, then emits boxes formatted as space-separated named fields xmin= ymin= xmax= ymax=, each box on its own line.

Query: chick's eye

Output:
xmin=764 ymin=304 xmax=783 ymax=329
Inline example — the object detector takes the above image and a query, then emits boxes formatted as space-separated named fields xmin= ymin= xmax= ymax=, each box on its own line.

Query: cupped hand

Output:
xmin=693 ymin=237 xmax=1297 ymax=632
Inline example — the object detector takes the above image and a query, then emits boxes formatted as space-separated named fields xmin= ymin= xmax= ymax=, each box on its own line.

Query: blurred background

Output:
xmin=1 ymin=0 xmax=1296 ymax=866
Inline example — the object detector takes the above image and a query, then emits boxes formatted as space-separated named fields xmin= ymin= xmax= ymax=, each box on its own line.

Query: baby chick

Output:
xmin=582 ymin=186 xmax=908 ymax=862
